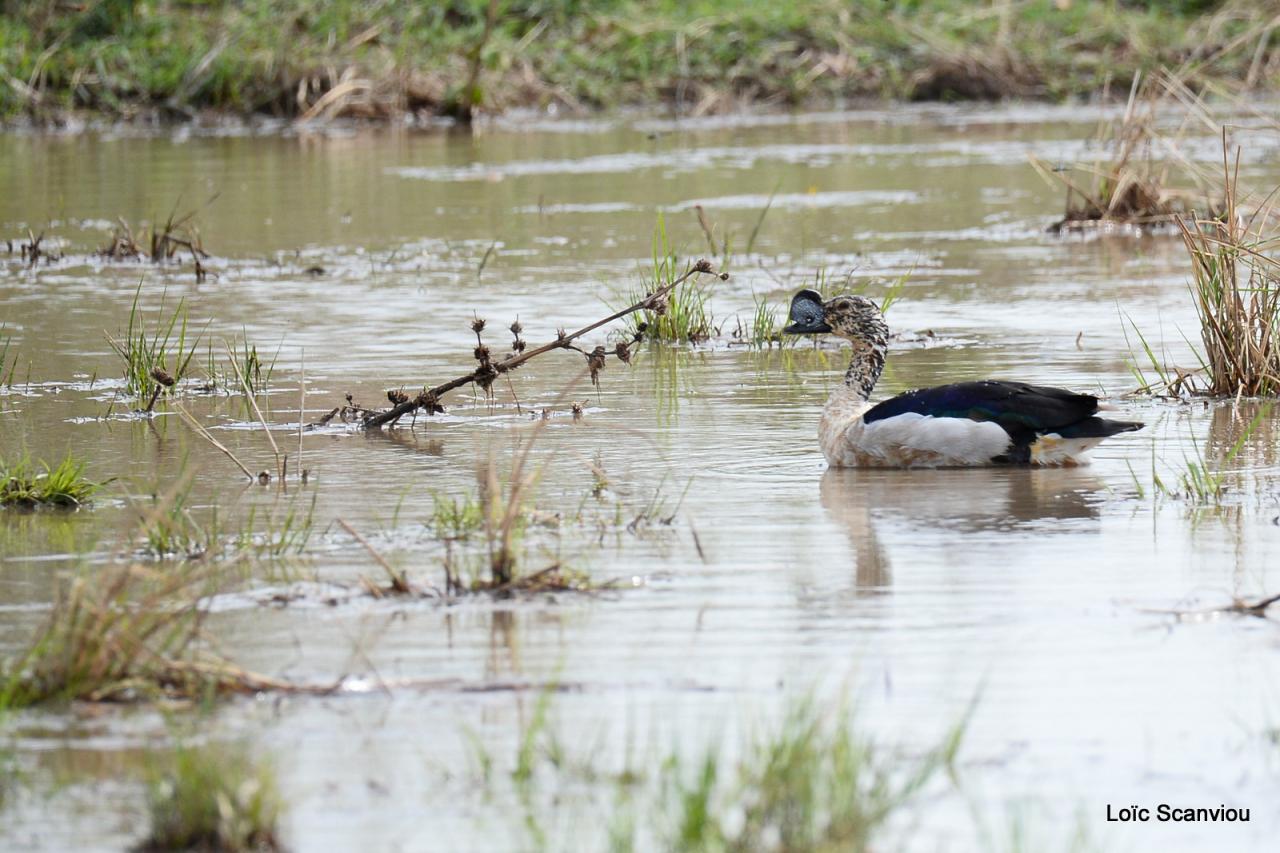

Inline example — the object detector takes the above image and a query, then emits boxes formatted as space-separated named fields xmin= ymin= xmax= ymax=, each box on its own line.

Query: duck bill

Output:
xmin=783 ymin=288 xmax=830 ymax=334
xmin=782 ymin=318 xmax=832 ymax=334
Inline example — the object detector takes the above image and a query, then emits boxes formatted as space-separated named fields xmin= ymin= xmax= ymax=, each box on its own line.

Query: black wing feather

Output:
xmin=863 ymin=380 xmax=1100 ymax=439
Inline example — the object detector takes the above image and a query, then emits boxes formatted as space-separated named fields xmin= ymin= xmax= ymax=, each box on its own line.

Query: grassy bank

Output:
xmin=1 ymin=1 xmax=1275 ymax=123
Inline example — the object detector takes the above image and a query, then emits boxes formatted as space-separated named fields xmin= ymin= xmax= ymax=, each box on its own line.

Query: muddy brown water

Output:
xmin=3 ymin=104 xmax=1280 ymax=851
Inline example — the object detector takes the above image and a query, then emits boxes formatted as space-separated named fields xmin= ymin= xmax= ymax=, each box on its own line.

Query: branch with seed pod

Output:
xmin=358 ymin=259 xmax=726 ymax=430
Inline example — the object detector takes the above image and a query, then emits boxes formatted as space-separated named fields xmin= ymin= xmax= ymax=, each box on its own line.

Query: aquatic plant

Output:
xmin=13 ymin=228 xmax=61 ymax=267
xmin=0 ymin=323 xmax=18 ymax=387
xmin=731 ymin=292 xmax=790 ymax=350
xmin=495 ymin=693 xmax=965 ymax=852
xmin=202 ymin=333 xmax=279 ymax=397
xmin=744 ymin=183 xmax=779 ymax=259
xmin=105 ymin=283 xmax=202 ymax=408
xmin=99 ymin=199 xmax=211 ymax=266
xmin=620 ymin=217 xmax=717 ymax=345
xmin=0 ymin=452 xmax=102 ymax=509
xmin=134 ymin=473 xmax=214 ymax=559
xmin=235 ymin=493 xmax=316 ymax=558
xmin=656 ymin=699 xmax=962 ymax=852
xmin=0 ymin=559 xmax=282 ymax=707
xmin=1179 ymin=159 xmax=1280 ymax=397
xmin=623 ymin=476 xmax=690 ymax=535
xmin=141 ymin=743 xmax=284 ymax=853
xmin=1148 ymin=404 xmax=1270 ymax=506
xmin=1125 ymin=140 xmax=1280 ymax=398
xmin=748 ymin=293 xmax=783 ymax=348
xmin=1032 ymin=70 xmax=1213 ymax=232
xmin=431 ymin=491 xmax=485 ymax=541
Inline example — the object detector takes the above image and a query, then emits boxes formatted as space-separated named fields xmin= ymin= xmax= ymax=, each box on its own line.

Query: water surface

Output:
xmin=3 ymin=103 xmax=1280 ymax=851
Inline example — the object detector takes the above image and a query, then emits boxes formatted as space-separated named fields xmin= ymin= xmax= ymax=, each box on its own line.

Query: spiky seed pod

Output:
xmin=614 ymin=341 xmax=632 ymax=364
xmin=509 ymin=320 xmax=523 ymax=336
xmin=648 ymin=292 xmax=668 ymax=316
xmin=513 ymin=339 xmax=527 ymax=353
xmin=474 ymin=344 xmax=491 ymax=364
xmin=718 ymin=272 xmax=729 ymax=280
xmin=414 ymin=390 xmax=444 ymax=414
xmin=150 ymin=368 xmax=175 ymax=387
xmin=587 ymin=345 xmax=607 ymax=387
xmin=388 ymin=389 xmax=409 ymax=405
xmin=693 ymin=258 xmax=713 ymax=273
xmin=471 ymin=317 xmax=486 ymax=333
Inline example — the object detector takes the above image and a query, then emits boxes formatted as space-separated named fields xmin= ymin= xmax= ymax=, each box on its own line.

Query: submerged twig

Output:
xmin=225 ymin=343 xmax=283 ymax=480
xmin=337 ymin=517 xmax=422 ymax=597
xmin=173 ymin=403 xmax=255 ymax=481
xmin=361 ymin=259 xmax=723 ymax=429
xmin=297 ymin=349 xmax=306 ymax=479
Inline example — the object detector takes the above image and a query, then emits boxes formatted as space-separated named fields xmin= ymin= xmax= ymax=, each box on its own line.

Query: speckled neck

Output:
xmin=843 ymin=336 xmax=886 ymax=401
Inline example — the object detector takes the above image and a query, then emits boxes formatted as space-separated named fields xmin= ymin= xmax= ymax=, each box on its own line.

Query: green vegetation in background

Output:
xmin=1 ymin=1 xmax=1270 ymax=120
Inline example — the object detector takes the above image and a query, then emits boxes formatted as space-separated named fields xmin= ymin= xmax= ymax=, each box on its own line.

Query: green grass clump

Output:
xmin=748 ymin=293 xmax=782 ymax=348
xmin=0 ymin=452 xmax=102 ymax=508
xmin=731 ymin=292 xmax=788 ymax=349
xmin=142 ymin=744 xmax=284 ymax=853
xmin=621 ymin=216 xmax=717 ymax=345
xmin=202 ymin=333 xmax=280 ymax=396
xmin=137 ymin=483 xmax=213 ymax=559
xmin=431 ymin=491 xmax=485 ymax=541
xmin=235 ymin=493 xmax=316 ymax=558
xmin=1142 ymin=404 xmax=1271 ymax=507
xmin=655 ymin=700 xmax=962 ymax=852
xmin=0 ymin=560 xmax=262 ymax=707
xmin=106 ymin=284 xmax=201 ymax=404
xmin=500 ymin=692 xmax=965 ymax=851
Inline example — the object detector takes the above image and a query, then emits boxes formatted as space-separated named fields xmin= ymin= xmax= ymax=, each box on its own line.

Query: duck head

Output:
xmin=783 ymin=290 xmax=888 ymax=344
xmin=783 ymin=289 xmax=890 ymax=400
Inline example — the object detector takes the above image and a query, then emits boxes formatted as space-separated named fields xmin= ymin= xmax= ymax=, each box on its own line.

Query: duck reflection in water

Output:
xmin=819 ymin=465 xmax=1105 ymax=594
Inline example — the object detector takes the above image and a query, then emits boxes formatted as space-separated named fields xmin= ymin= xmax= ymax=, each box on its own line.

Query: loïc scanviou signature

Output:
xmin=1107 ymin=804 xmax=1251 ymax=823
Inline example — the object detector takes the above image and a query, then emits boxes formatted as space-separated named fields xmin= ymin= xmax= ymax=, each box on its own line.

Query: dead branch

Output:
xmin=359 ymin=258 xmax=724 ymax=429
xmin=1143 ymin=591 xmax=1280 ymax=621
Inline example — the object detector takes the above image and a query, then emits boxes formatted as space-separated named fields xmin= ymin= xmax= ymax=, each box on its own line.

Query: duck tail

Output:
xmin=1056 ymin=417 xmax=1144 ymax=438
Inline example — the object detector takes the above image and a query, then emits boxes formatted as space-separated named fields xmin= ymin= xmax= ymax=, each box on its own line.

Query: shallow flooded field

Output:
xmin=3 ymin=104 xmax=1280 ymax=851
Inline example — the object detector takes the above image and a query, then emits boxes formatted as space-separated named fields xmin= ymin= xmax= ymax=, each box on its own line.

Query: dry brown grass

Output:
xmin=0 ymin=560 xmax=288 ymax=707
xmin=1125 ymin=135 xmax=1280 ymax=399
xmin=1178 ymin=141 xmax=1280 ymax=397
xmin=1033 ymin=70 xmax=1219 ymax=232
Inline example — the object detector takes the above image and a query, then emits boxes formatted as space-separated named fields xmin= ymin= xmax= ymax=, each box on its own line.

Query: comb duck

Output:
xmin=782 ymin=289 xmax=1143 ymax=468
